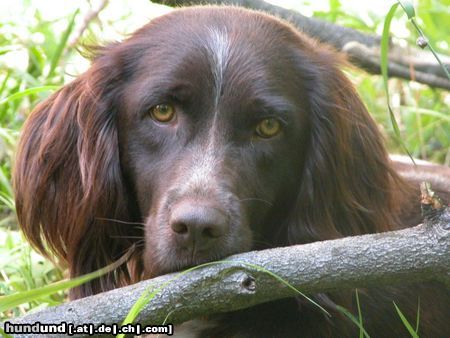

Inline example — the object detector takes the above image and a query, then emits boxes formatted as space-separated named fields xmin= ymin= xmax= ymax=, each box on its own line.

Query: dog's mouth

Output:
xmin=144 ymin=215 xmax=253 ymax=277
xmin=147 ymin=245 xmax=242 ymax=277
xmin=178 ymin=248 xmax=230 ymax=269
xmin=144 ymin=191 xmax=254 ymax=277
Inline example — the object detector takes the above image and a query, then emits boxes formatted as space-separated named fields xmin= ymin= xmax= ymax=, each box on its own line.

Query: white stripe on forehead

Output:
xmin=177 ymin=28 xmax=230 ymax=194
xmin=207 ymin=27 xmax=230 ymax=107
xmin=206 ymin=27 xmax=230 ymax=146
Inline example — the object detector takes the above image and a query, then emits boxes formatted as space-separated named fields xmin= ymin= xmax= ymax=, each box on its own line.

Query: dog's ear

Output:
xmin=14 ymin=54 xmax=141 ymax=298
xmin=288 ymin=48 xmax=407 ymax=244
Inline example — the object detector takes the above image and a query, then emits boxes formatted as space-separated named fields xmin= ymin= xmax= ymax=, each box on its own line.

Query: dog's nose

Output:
xmin=170 ymin=201 xmax=228 ymax=251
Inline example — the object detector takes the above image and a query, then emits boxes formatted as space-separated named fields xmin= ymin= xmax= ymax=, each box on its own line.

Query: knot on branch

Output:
xmin=240 ymin=274 xmax=256 ymax=292
xmin=420 ymin=182 xmax=445 ymax=222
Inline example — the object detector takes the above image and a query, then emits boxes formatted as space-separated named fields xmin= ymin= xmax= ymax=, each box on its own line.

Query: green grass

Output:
xmin=0 ymin=246 xmax=129 ymax=317
xmin=0 ymin=230 xmax=65 ymax=320
xmin=394 ymin=301 xmax=420 ymax=338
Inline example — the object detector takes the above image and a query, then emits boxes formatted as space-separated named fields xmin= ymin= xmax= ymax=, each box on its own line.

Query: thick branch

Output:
xmin=152 ymin=0 xmax=450 ymax=90
xmin=3 ymin=210 xmax=449 ymax=338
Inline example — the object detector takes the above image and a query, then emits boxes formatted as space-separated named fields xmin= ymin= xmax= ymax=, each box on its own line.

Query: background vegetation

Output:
xmin=1 ymin=0 xmax=449 ymax=320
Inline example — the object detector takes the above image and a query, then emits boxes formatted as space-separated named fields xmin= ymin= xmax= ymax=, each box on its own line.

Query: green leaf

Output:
xmin=0 ymin=47 xmax=14 ymax=56
xmin=397 ymin=0 xmax=416 ymax=19
xmin=29 ymin=46 xmax=47 ymax=77
xmin=0 ymin=327 xmax=14 ymax=338
xmin=397 ymin=1 xmax=450 ymax=82
xmin=0 ymin=192 xmax=15 ymax=210
xmin=381 ymin=3 xmax=414 ymax=163
xmin=415 ymin=298 xmax=420 ymax=334
xmin=355 ymin=289 xmax=364 ymax=338
xmin=393 ymin=302 xmax=420 ymax=338
xmin=400 ymin=106 xmax=450 ymax=122
xmin=0 ymin=70 xmax=11 ymax=97
xmin=0 ymin=127 xmax=18 ymax=146
xmin=0 ymin=253 xmax=129 ymax=313
xmin=47 ymin=9 xmax=80 ymax=79
xmin=0 ymin=86 xmax=59 ymax=106
xmin=335 ymin=305 xmax=371 ymax=338
xmin=118 ymin=260 xmax=329 ymax=338
xmin=381 ymin=3 xmax=398 ymax=100
xmin=408 ymin=20 xmax=450 ymax=81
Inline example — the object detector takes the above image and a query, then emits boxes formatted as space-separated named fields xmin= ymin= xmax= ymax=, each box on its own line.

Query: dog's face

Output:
xmin=117 ymin=9 xmax=309 ymax=276
xmin=15 ymin=6 xmax=397 ymax=298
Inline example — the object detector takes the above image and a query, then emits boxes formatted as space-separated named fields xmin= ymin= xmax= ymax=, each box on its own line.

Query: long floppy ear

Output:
xmin=288 ymin=47 xmax=408 ymax=244
xmin=13 ymin=54 xmax=142 ymax=298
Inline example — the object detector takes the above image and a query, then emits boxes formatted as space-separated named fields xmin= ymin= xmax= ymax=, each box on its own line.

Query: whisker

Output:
xmin=251 ymin=239 xmax=274 ymax=248
xmin=96 ymin=217 xmax=146 ymax=226
xmin=132 ymin=240 xmax=146 ymax=248
xmin=110 ymin=235 xmax=144 ymax=239
xmin=117 ymin=242 xmax=143 ymax=259
xmin=238 ymin=198 xmax=273 ymax=207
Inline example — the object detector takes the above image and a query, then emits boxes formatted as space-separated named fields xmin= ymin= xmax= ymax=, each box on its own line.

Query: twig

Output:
xmin=69 ymin=0 xmax=109 ymax=47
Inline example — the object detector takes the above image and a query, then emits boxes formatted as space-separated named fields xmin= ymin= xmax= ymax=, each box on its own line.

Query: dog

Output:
xmin=14 ymin=6 xmax=450 ymax=337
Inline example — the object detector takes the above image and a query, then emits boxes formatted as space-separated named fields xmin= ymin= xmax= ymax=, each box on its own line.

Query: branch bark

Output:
xmin=151 ymin=0 xmax=450 ymax=90
xmin=3 ymin=207 xmax=449 ymax=338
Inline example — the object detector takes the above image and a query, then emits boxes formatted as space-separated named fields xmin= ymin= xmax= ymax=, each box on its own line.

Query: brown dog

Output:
xmin=14 ymin=6 xmax=450 ymax=337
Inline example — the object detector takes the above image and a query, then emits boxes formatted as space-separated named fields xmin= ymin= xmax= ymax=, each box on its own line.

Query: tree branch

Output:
xmin=152 ymin=0 xmax=450 ymax=90
xmin=3 ymin=207 xmax=449 ymax=338
xmin=69 ymin=0 xmax=109 ymax=48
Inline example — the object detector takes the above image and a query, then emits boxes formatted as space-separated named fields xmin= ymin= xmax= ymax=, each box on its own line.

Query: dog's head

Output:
xmin=14 ymin=7 xmax=403 ymax=298
xmin=118 ymin=8 xmax=314 ymax=276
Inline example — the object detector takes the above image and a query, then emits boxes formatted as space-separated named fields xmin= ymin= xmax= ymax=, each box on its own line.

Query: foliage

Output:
xmin=0 ymin=230 xmax=65 ymax=320
xmin=0 ymin=2 xmax=84 ymax=319
xmin=312 ymin=0 xmax=450 ymax=164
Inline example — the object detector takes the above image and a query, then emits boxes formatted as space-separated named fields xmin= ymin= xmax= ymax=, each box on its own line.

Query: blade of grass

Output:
xmin=393 ymin=301 xmax=419 ymax=338
xmin=415 ymin=297 xmax=420 ymax=334
xmin=0 ymin=86 xmax=59 ymax=106
xmin=335 ymin=305 xmax=371 ymax=338
xmin=0 ymin=252 xmax=129 ymax=313
xmin=47 ymin=9 xmax=80 ymax=79
xmin=0 ymin=70 xmax=11 ymax=97
xmin=242 ymin=261 xmax=328 ymax=314
xmin=355 ymin=289 xmax=364 ymax=338
xmin=118 ymin=260 xmax=329 ymax=338
xmin=0 ymin=327 xmax=14 ymax=338
xmin=381 ymin=3 xmax=415 ymax=163
xmin=397 ymin=0 xmax=449 ymax=81
xmin=381 ymin=3 xmax=400 ymax=132
xmin=0 ymin=192 xmax=15 ymax=211
xmin=0 ymin=127 xmax=18 ymax=145
xmin=397 ymin=0 xmax=415 ymax=19
xmin=0 ymin=215 xmax=15 ymax=227
xmin=0 ymin=166 xmax=13 ymax=198
xmin=411 ymin=30 xmax=450 ymax=81
xmin=381 ymin=3 xmax=399 ymax=102
xmin=400 ymin=106 xmax=450 ymax=122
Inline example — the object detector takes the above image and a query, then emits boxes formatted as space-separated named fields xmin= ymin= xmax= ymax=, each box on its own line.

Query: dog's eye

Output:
xmin=149 ymin=104 xmax=176 ymax=123
xmin=255 ymin=118 xmax=281 ymax=138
